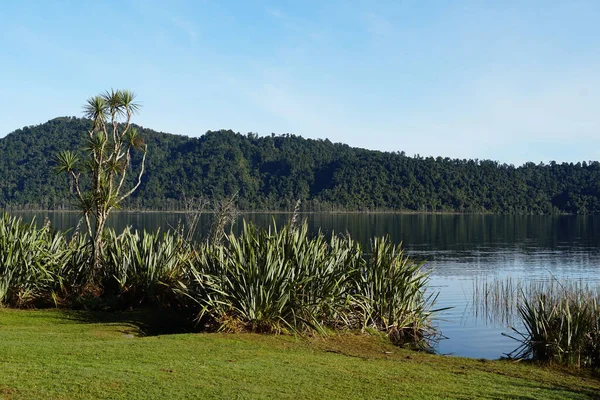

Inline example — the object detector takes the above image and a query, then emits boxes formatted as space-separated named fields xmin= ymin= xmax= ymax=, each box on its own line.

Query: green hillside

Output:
xmin=1 ymin=117 xmax=599 ymax=214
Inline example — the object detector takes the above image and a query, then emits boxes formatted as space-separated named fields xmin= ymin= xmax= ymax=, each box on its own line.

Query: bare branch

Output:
xmin=118 ymin=144 xmax=147 ymax=203
xmin=115 ymin=150 xmax=127 ymax=161
xmin=112 ymin=112 xmax=118 ymax=149
xmin=115 ymin=148 xmax=131 ymax=198
xmin=84 ymin=212 xmax=93 ymax=239
xmin=70 ymin=171 xmax=85 ymax=203
xmin=70 ymin=171 xmax=93 ymax=239
xmin=120 ymin=109 xmax=132 ymax=142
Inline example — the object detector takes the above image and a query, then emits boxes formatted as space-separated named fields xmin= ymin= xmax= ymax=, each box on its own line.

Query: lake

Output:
xmin=12 ymin=211 xmax=600 ymax=359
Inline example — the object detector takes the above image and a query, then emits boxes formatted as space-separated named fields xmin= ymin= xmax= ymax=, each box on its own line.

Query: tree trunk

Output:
xmin=91 ymin=212 xmax=107 ymax=281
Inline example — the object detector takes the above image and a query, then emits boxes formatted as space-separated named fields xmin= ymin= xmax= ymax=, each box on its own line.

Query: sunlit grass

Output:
xmin=0 ymin=308 xmax=598 ymax=400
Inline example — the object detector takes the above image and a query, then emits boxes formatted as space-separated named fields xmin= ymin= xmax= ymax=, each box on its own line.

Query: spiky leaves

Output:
xmin=181 ymin=220 xmax=441 ymax=347
xmin=55 ymin=151 xmax=79 ymax=174
xmin=117 ymin=89 xmax=141 ymax=116
xmin=358 ymin=237 xmax=445 ymax=348
xmin=125 ymin=128 xmax=144 ymax=150
xmin=0 ymin=214 xmax=442 ymax=348
xmin=0 ymin=214 xmax=87 ymax=307
xmin=505 ymin=284 xmax=600 ymax=368
xmin=83 ymin=96 xmax=107 ymax=130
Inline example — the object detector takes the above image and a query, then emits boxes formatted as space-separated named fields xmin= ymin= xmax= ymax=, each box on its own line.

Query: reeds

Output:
xmin=471 ymin=275 xmax=600 ymax=368
xmin=472 ymin=276 xmax=522 ymax=326
xmin=506 ymin=283 xmax=600 ymax=367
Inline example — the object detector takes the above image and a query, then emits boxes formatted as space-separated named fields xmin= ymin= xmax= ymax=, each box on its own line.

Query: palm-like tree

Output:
xmin=56 ymin=89 xmax=147 ymax=275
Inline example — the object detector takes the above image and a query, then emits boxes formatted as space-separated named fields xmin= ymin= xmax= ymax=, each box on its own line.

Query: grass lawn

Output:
xmin=0 ymin=309 xmax=598 ymax=399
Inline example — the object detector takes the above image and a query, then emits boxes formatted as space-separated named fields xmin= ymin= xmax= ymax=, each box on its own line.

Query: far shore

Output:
xmin=3 ymin=208 xmax=575 ymax=216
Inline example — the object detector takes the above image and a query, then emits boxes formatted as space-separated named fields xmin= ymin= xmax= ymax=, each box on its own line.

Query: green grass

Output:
xmin=0 ymin=309 xmax=598 ymax=399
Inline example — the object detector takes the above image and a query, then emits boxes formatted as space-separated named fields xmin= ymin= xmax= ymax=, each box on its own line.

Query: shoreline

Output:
xmin=3 ymin=209 xmax=576 ymax=216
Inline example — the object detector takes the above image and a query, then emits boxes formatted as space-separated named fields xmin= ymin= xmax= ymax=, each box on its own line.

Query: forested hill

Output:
xmin=1 ymin=117 xmax=599 ymax=214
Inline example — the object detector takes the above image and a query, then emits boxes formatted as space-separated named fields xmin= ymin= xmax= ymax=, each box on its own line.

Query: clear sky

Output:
xmin=1 ymin=1 xmax=599 ymax=165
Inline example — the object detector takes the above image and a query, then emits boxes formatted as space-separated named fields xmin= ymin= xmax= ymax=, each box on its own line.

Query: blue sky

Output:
xmin=1 ymin=1 xmax=599 ymax=165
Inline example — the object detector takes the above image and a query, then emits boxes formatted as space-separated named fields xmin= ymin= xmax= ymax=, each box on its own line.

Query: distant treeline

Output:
xmin=1 ymin=117 xmax=599 ymax=214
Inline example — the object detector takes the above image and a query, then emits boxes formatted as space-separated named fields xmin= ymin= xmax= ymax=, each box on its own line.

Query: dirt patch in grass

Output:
xmin=0 ymin=386 xmax=16 ymax=400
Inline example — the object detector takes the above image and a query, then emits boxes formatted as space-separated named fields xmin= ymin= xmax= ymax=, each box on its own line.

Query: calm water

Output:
xmin=13 ymin=212 xmax=600 ymax=359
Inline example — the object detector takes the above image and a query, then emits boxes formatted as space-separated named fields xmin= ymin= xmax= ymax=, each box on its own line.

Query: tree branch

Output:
xmin=115 ymin=147 xmax=131 ymax=198
xmin=70 ymin=171 xmax=93 ymax=239
xmin=118 ymin=145 xmax=147 ymax=203
xmin=70 ymin=171 xmax=84 ymax=203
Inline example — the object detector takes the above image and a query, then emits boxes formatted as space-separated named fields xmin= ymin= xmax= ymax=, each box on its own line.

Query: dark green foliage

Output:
xmin=181 ymin=221 xmax=364 ymax=334
xmin=99 ymin=228 xmax=191 ymax=308
xmin=0 ymin=214 xmax=439 ymax=348
xmin=180 ymin=220 xmax=441 ymax=346
xmin=0 ymin=213 xmax=188 ymax=310
xmin=2 ymin=117 xmax=600 ymax=213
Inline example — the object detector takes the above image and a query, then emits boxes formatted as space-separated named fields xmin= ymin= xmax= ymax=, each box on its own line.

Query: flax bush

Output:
xmin=0 ymin=214 xmax=442 ymax=347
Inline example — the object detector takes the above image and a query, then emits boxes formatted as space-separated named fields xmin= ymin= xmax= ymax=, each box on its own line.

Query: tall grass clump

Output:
xmin=506 ymin=283 xmax=600 ymax=368
xmin=472 ymin=276 xmax=600 ymax=368
xmin=181 ymin=221 xmax=362 ymax=334
xmin=358 ymin=237 xmax=443 ymax=348
xmin=0 ymin=214 xmax=189 ymax=310
xmin=98 ymin=228 xmax=190 ymax=309
xmin=181 ymin=220 xmax=441 ymax=347
xmin=0 ymin=214 xmax=86 ymax=307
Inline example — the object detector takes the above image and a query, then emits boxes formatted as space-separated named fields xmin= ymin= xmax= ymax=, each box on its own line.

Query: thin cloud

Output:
xmin=249 ymin=83 xmax=311 ymax=124
xmin=264 ymin=5 xmax=324 ymax=42
xmin=265 ymin=7 xmax=286 ymax=20
xmin=171 ymin=17 xmax=198 ymax=43
xmin=384 ymin=69 xmax=600 ymax=163
xmin=364 ymin=12 xmax=394 ymax=37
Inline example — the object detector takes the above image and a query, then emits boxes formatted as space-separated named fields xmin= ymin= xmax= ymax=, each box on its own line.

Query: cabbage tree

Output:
xmin=56 ymin=89 xmax=147 ymax=275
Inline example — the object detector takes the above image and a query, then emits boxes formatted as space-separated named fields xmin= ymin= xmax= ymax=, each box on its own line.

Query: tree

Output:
xmin=56 ymin=89 xmax=147 ymax=274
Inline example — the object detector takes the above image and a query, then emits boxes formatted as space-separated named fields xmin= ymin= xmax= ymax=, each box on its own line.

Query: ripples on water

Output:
xmin=11 ymin=212 xmax=600 ymax=359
